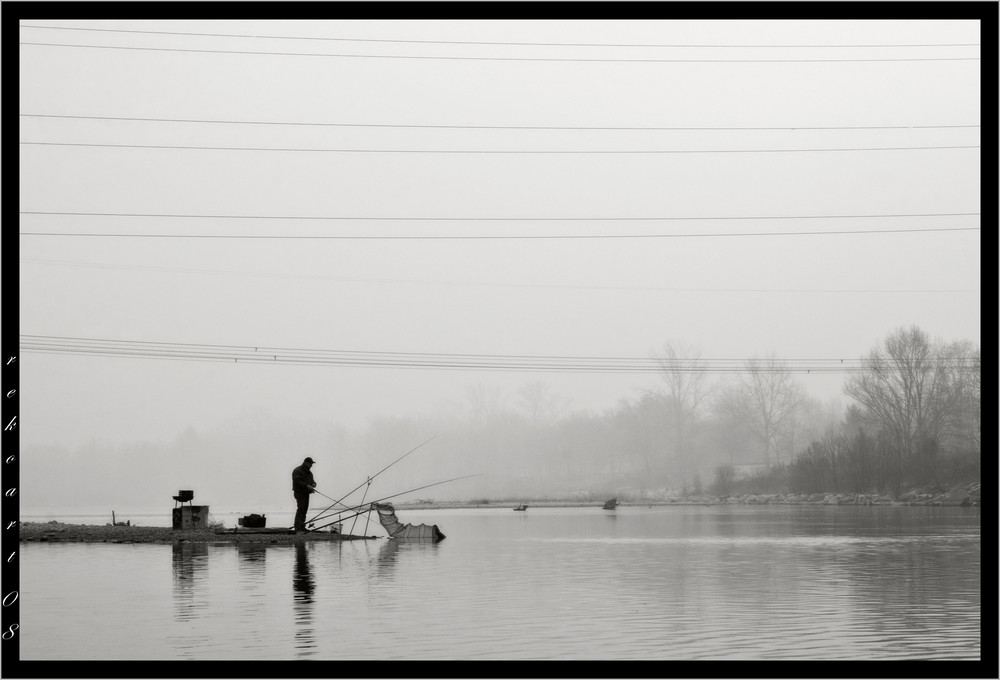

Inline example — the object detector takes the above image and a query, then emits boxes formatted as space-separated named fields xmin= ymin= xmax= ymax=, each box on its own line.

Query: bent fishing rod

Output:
xmin=306 ymin=435 xmax=437 ymax=525
xmin=302 ymin=473 xmax=482 ymax=534
xmin=305 ymin=474 xmax=481 ymax=534
xmin=296 ymin=486 xmax=372 ymax=532
xmin=305 ymin=473 xmax=478 ymax=528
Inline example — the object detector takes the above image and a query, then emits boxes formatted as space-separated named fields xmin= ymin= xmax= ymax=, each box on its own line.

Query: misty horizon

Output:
xmin=13 ymin=17 xmax=981 ymax=515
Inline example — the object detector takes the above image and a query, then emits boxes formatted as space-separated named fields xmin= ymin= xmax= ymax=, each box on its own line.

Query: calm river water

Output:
xmin=17 ymin=504 xmax=980 ymax=661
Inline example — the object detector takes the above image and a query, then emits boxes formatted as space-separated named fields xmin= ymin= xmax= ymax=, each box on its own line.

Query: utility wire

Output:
xmin=18 ymin=258 xmax=973 ymax=294
xmin=18 ymin=141 xmax=982 ymax=154
xmin=21 ymin=334 xmax=981 ymax=364
xmin=17 ymin=227 xmax=980 ymax=240
xmin=19 ymin=113 xmax=982 ymax=131
xmin=18 ymin=335 xmax=978 ymax=374
xmin=19 ymin=41 xmax=983 ymax=62
xmin=17 ymin=25 xmax=983 ymax=49
xmin=19 ymin=210 xmax=981 ymax=222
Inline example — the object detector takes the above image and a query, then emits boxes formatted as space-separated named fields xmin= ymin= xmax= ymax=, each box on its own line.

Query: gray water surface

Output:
xmin=18 ymin=505 xmax=980 ymax=660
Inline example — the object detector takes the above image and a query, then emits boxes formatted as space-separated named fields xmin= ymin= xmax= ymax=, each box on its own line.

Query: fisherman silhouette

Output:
xmin=291 ymin=457 xmax=317 ymax=532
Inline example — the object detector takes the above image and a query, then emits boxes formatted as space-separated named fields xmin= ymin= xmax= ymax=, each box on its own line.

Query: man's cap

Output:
xmin=304 ymin=457 xmax=315 ymax=464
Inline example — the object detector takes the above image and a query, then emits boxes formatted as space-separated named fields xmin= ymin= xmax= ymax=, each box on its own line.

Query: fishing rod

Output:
xmin=304 ymin=474 xmax=482 ymax=533
xmin=303 ymin=484 xmax=383 ymax=534
xmin=369 ymin=473 xmax=481 ymax=506
xmin=348 ymin=476 xmax=374 ymax=537
xmin=305 ymin=506 xmax=377 ymax=534
xmin=306 ymin=473 xmax=482 ymax=527
xmin=298 ymin=487 xmax=358 ymax=528
xmin=306 ymin=435 xmax=437 ymax=525
xmin=304 ymin=473 xmax=482 ymax=534
xmin=303 ymin=493 xmax=377 ymax=527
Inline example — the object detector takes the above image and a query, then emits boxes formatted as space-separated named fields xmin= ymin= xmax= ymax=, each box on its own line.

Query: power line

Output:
xmin=19 ymin=41 xmax=983 ymax=63
xmin=19 ymin=335 xmax=979 ymax=374
xmin=17 ymin=25 xmax=983 ymax=49
xmin=10 ymin=347 xmax=857 ymax=373
xmin=19 ymin=210 xmax=980 ymax=222
xmin=22 ymin=334 xmax=984 ymax=365
xmin=19 ymin=113 xmax=982 ymax=131
xmin=18 ymin=141 xmax=982 ymax=154
xmin=17 ymin=227 xmax=981 ymax=240
xmin=19 ymin=258 xmax=974 ymax=294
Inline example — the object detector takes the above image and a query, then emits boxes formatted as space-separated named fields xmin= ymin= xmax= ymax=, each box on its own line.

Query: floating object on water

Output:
xmin=603 ymin=498 xmax=618 ymax=510
xmin=513 ymin=504 xmax=528 ymax=511
xmin=373 ymin=502 xmax=445 ymax=541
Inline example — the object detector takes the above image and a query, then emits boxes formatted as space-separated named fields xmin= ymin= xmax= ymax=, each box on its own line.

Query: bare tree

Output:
xmin=465 ymin=383 xmax=506 ymax=422
xmin=654 ymin=342 xmax=714 ymax=478
xmin=710 ymin=383 xmax=753 ymax=466
xmin=516 ymin=380 xmax=568 ymax=423
xmin=732 ymin=354 xmax=804 ymax=466
xmin=940 ymin=340 xmax=980 ymax=455
xmin=844 ymin=326 xmax=962 ymax=489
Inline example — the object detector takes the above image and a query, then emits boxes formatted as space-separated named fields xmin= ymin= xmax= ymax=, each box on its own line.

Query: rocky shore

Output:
xmin=689 ymin=482 xmax=982 ymax=508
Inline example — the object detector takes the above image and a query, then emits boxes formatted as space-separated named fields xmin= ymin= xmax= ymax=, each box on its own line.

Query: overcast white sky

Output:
xmin=15 ymin=17 xmax=982 ymax=450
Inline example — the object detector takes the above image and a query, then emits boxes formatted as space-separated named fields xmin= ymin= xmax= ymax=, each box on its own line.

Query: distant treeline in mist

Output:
xmin=22 ymin=325 xmax=979 ymax=511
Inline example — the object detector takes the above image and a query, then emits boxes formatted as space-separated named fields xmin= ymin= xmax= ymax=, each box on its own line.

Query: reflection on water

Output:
xmin=375 ymin=536 xmax=399 ymax=580
xmin=236 ymin=543 xmax=268 ymax=571
xmin=171 ymin=542 xmax=208 ymax=623
xmin=293 ymin=543 xmax=315 ymax=601
xmin=21 ymin=506 xmax=981 ymax=661
xmin=292 ymin=542 xmax=316 ymax=657
xmin=374 ymin=537 xmax=442 ymax=582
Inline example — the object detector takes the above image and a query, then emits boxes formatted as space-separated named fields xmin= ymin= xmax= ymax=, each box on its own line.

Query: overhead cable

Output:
xmin=19 ymin=257 xmax=974 ymax=294
xmin=18 ymin=113 xmax=982 ymax=131
xmin=19 ymin=335 xmax=979 ymax=374
xmin=19 ymin=41 xmax=983 ymax=63
xmin=17 ymin=25 xmax=983 ymax=49
xmin=18 ymin=141 xmax=983 ymax=154
xmin=17 ymin=226 xmax=981 ymax=240
xmin=19 ymin=210 xmax=981 ymax=222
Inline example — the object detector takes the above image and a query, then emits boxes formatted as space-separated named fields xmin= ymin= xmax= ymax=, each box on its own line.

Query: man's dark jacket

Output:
xmin=292 ymin=465 xmax=315 ymax=495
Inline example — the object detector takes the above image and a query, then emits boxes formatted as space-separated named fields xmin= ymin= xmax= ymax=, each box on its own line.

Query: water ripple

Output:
xmin=18 ymin=506 xmax=980 ymax=660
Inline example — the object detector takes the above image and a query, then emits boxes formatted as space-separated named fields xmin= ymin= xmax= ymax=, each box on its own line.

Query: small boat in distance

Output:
xmin=602 ymin=498 xmax=618 ymax=510
xmin=513 ymin=504 xmax=528 ymax=511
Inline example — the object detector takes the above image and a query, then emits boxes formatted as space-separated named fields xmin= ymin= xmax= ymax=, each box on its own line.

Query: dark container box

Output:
xmin=172 ymin=505 xmax=209 ymax=530
xmin=238 ymin=514 xmax=266 ymax=528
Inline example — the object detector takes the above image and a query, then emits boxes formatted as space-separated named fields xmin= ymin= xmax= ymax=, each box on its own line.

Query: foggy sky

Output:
xmin=13 ymin=16 xmax=982 ymax=507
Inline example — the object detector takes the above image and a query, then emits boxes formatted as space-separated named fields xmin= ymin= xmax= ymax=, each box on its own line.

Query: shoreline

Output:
xmin=18 ymin=522 xmax=384 ymax=544
xmin=20 ymin=487 xmax=980 ymax=544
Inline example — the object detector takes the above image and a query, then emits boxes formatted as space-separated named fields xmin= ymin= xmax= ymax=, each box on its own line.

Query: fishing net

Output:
xmin=373 ymin=503 xmax=445 ymax=541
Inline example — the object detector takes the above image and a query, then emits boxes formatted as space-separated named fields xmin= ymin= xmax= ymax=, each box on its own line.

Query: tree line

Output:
xmin=340 ymin=324 xmax=980 ymax=502
xmin=19 ymin=325 xmax=980 ymax=509
xmin=783 ymin=326 xmax=980 ymax=497
xmin=676 ymin=325 xmax=980 ymax=498
xmin=430 ymin=324 xmax=981 ymax=500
